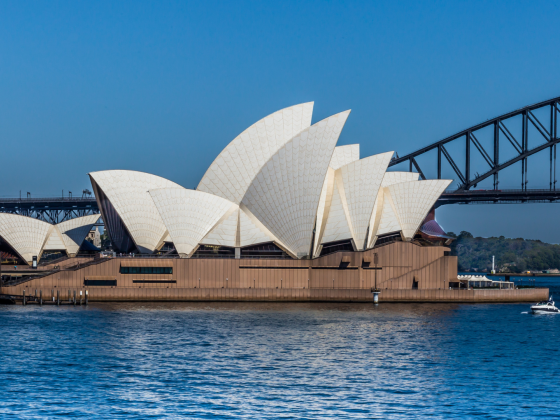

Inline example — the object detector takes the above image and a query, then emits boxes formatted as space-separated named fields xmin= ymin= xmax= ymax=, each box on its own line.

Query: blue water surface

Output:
xmin=1 ymin=279 xmax=559 ymax=419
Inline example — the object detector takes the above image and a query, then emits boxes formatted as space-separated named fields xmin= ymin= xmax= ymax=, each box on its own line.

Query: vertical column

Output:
xmin=437 ymin=145 xmax=442 ymax=179
xmin=522 ymin=111 xmax=528 ymax=190
xmin=493 ymin=121 xmax=499 ymax=190
xmin=465 ymin=132 xmax=471 ymax=188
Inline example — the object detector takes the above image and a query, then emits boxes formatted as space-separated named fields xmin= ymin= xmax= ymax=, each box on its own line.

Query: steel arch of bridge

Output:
xmin=389 ymin=96 xmax=560 ymax=193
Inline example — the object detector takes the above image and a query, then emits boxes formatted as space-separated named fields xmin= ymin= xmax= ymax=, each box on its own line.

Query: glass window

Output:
xmin=120 ymin=267 xmax=173 ymax=274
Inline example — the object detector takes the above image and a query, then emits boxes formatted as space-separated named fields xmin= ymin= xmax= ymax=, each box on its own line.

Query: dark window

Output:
xmin=241 ymin=243 xmax=290 ymax=259
xmin=375 ymin=233 xmax=402 ymax=247
xmin=120 ymin=267 xmax=172 ymax=274
xmin=84 ymin=279 xmax=117 ymax=286
xmin=132 ymin=280 xmax=176 ymax=284
xmin=319 ymin=240 xmax=354 ymax=257
xmin=191 ymin=245 xmax=236 ymax=258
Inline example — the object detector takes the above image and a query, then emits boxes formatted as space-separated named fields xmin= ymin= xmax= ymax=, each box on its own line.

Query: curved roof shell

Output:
xmin=149 ymin=189 xmax=237 ymax=257
xmin=42 ymin=228 xmax=66 ymax=251
xmin=372 ymin=187 xmax=402 ymax=237
xmin=319 ymin=173 xmax=353 ymax=246
xmin=387 ymin=179 xmax=452 ymax=240
xmin=241 ymin=111 xmax=350 ymax=258
xmin=367 ymin=172 xmax=420 ymax=247
xmin=89 ymin=170 xmax=183 ymax=253
xmin=329 ymin=144 xmax=360 ymax=170
xmin=0 ymin=214 xmax=52 ymax=264
xmin=197 ymin=102 xmax=314 ymax=204
xmin=56 ymin=215 xmax=101 ymax=256
xmin=338 ymin=152 xmax=393 ymax=250
xmin=199 ymin=208 xmax=239 ymax=247
xmin=381 ymin=171 xmax=420 ymax=188
xmin=312 ymin=145 xmax=360 ymax=256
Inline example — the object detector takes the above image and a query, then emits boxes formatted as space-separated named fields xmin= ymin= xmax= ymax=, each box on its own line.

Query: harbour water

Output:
xmin=0 ymin=278 xmax=559 ymax=419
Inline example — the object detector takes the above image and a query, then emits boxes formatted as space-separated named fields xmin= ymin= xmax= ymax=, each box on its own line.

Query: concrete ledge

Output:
xmin=53 ymin=287 xmax=550 ymax=302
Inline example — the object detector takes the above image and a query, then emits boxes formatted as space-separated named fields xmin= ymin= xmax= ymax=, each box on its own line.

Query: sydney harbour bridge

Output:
xmin=1 ymin=95 xmax=559 ymax=223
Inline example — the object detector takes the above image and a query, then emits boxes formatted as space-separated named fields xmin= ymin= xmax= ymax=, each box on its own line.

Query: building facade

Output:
xmin=2 ymin=102 xmax=511 ymax=302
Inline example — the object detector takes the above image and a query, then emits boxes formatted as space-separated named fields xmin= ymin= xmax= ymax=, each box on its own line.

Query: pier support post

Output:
xmin=57 ymin=290 xmax=60 ymax=306
xmin=79 ymin=291 xmax=82 ymax=306
xmin=40 ymin=290 xmax=42 ymax=306
xmin=85 ymin=290 xmax=88 ymax=306
xmin=73 ymin=291 xmax=76 ymax=306
xmin=23 ymin=290 xmax=26 ymax=306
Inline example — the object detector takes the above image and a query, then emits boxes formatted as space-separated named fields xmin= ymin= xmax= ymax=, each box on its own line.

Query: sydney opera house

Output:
xmin=1 ymin=103 xmax=468 ymax=302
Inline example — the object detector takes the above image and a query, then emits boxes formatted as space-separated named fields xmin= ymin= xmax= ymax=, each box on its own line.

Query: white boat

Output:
xmin=531 ymin=296 xmax=559 ymax=314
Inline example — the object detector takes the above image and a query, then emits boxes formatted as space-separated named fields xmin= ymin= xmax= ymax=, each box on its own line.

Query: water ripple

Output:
xmin=0 ymin=281 xmax=559 ymax=419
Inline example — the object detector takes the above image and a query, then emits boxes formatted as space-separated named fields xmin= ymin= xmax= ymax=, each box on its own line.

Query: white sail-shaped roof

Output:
xmin=312 ymin=168 xmax=335 ymax=256
xmin=89 ymin=170 xmax=182 ymax=253
xmin=373 ymin=188 xmax=402 ymax=235
xmin=238 ymin=206 xmax=276 ymax=247
xmin=387 ymin=179 xmax=452 ymax=240
xmin=56 ymin=215 xmax=101 ymax=256
xmin=338 ymin=152 xmax=393 ymax=250
xmin=381 ymin=171 xmax=420 ymax=187
xmin=197 ymin=102 xmax=314 ymax=204
xmin=0 ymin=214 xmax=52 ymax=264
xmin=43 ymin=228 xmax=66 ymax=251
xmin=319 ymin=174 xmax=353 ymax=245
xmin=150 ymin=189 xmax=237 ymax=257
xmin=198 ymin=205 xmax=278 ymax=248
xmin=312 ymin=145 xmax=360 ymax=256
xmin=329 ymin=144 xmax=360 ymax=170
xmin=241 ymin=111 xmax=350 ymax=258
xmin=367 ymin=171 xmax=420 ymax=248
xmin=199 ymin=208 xmax=239 ymax=247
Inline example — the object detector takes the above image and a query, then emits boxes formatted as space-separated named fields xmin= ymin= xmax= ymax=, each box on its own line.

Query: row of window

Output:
xmin=120 ymin=267 xmax=173 ymax=274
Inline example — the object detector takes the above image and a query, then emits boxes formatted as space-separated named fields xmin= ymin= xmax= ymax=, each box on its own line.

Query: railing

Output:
xmin=443 ymin=188 xmax=560 ymax=194
xmin=0 ymin=197 xmax=97 ymax=203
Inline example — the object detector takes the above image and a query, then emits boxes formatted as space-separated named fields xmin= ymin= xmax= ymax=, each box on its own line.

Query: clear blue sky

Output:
xmin=1 ymin=1 xmax=559 ymax=241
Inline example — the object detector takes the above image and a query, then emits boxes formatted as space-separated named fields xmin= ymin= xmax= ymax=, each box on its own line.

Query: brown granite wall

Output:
xmin=1 ymin=242 xmax=546 ymax=302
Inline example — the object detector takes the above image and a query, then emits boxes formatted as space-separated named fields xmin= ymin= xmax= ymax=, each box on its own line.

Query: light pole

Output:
xmin=373 ymin=253 xmax=380 ymax=304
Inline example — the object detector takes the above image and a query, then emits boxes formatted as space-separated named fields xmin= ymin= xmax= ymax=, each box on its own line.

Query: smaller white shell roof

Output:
xmin=0 ymin=213 xmax=52 ymax=264
xmin=337 ymin=152 xmax=393 ymax=250
xmin=381 ymin=171 xmax=420 ymax=187
xmin=199 ymin=208 xmax=239 ymax=247
xmin=43 ymin=228 xmax=66 ymax=251
xmin=367 ymin=171 xmax=420 ymax=247
xmin=149 ymin=189 xmax=237 ymax=257
xmin=329 ymin=144 xmax=360 ymax=169
xmin=387 ymin=179 xmax=452 ymax=239
xmin=56 ymin=215 xmax=101 ymax=255
xmin=320 ymin=174 xmax=353 ymax=245
xmin=374 ymin=187 xmax=402 ymax=237
xmin=89 ymin=170 xmax=183 ymax=253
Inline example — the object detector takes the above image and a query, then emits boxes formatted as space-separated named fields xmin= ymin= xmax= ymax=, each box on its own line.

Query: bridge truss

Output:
xmin=0 ymin=197 xmax=100 ymax=224
xmin=389 ymin=96 xmax=560 ymax=205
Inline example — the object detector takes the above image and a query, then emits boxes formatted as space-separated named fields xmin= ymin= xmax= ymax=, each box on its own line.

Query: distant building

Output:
xmin=86 ymin=227 xmax=101 ymax=248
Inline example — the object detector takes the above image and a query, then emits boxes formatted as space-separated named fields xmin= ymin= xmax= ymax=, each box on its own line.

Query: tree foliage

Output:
xmin=447 ymin=232 xmax=560 ymax=273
